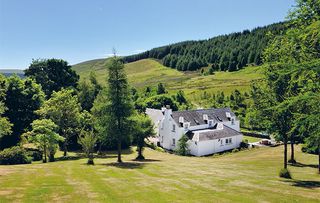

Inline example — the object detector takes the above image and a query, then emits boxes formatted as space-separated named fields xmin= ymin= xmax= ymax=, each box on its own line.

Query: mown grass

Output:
xmin=243 ymin=135 xmax=262 ymax=143
xmin=72 ymin=59 xmax=263 ymax=105
xmin=0 ymin=145 xmax=319 ymax=202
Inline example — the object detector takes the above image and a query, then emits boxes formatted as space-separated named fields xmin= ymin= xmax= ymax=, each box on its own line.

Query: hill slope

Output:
xmin=123 ymin=22 xmax=286 ymax=71
xmin=73 ymin=59 xmax=263 ymax=105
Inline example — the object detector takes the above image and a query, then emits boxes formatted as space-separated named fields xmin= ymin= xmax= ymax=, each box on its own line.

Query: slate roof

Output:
xmin=146 ymin=108 xmax=164 ymax=125
xmin=187 ymin=125 xmax=242 ymax=141
xmin=171 ymin=108 xmax=236 ymax=126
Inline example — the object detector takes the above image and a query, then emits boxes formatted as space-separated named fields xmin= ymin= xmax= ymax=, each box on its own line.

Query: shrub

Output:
xmin=26 ymin=148 xmax=42 ymax=161
xmin=240 ymin=140 xmax=249 ymax=149
xmin=232 ymin=148 xmax=240 ymax=153
xmin=0 ymin=146 xmax=32 ymax=165
xmin=279 ymin=168 xmax=292 ymax=179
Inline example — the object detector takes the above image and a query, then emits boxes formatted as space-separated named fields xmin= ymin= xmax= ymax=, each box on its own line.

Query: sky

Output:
xmin=0 ymin=0 xmax=295 ymax=69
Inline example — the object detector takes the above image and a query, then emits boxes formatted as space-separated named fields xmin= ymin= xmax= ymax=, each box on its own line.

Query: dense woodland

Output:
xmin=123 ymin=22 xmax=287 ymax=72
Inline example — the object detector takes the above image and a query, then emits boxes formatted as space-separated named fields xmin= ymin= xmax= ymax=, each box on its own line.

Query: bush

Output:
xmin=26 ymin=148 xmax=42 ymax=161
xmin=240 ymin=140 xmax=249 ymax=149
xmin=0 ymin=146 xmax=32 ymax=165
xmin=279 ymin=168 xmax=292 ymax=179
xmin=232 ymin=148 xmax=240 ymax=153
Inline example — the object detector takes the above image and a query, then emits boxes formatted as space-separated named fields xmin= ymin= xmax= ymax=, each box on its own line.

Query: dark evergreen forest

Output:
xmin=123 ymin=22 xmax=287 ymax=71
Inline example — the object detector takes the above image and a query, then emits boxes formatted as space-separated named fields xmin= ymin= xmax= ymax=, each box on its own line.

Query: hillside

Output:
xmin=73 ymin=59 xmax=263 ymax=105
xmin=0 ymin=69 xmax=25 ymax=78
xmin=123 ymin=22 xmax=287 ymax=71
xmin=0 ymin=146 xmax=319 ymax=202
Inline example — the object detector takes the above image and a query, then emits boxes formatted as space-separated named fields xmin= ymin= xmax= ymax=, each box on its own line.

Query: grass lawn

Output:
xmin=0 ymin=145 xmax=319 ymax=202
xmin=243 ymin=135 xmax=262 ymax=143
xmin=73 ymin=59 xmax=263 ymax=106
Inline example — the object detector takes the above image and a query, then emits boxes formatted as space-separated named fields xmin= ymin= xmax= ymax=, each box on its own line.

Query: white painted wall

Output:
xmin=159 ymin=109 xmax=242 ymax=156
xmin=187 ymin=134 xmax=242 ymax=156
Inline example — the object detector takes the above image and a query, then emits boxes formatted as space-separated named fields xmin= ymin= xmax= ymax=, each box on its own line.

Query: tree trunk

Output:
xmin=136 ymin=146 xmax=145 ymax=160
xmin=284 ymin=136 xmax=288 ymax=169
xmin=290 ymin=140 xmax=295 ymax=163
xmin=318 ymin=146 xmax=320 ymax=174
xmin=49 ymin=152 xmax=55 ymax=162
xmin=63 ymin=142 xmax=67 ymax=157
xmin=117 ymin=118 xmax=122 ymax=163
xmin=43 ymin=145 xmax=47 ymax=163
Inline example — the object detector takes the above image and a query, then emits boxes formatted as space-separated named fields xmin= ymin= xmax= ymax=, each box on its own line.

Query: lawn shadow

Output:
xmin=131 ymin=158 xmax=162 ymax=162
xmin=282 ymin=179 xmax=320 ymax=189
xmin=290 ymin=161 xmax=318 ymax=169
xmin=55 ymin=154 xmax=85 ymax=162
xmin=101 ymin=162 xmax=146 ymax=169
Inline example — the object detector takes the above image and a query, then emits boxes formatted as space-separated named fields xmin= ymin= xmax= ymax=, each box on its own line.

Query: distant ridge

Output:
xmin=0 ymin=69 xmax=25 ymax=78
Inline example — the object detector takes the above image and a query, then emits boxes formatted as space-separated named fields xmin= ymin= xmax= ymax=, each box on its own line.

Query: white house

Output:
xmin=158 ymin=106 xmax=242 ymax=156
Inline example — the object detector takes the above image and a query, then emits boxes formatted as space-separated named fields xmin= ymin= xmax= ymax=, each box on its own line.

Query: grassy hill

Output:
xmin=73 ymin=58 xmax=263 ymax=105
xmin=0 ymin=145 xmax=319 ymax=202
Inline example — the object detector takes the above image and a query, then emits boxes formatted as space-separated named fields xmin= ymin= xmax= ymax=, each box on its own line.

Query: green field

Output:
xmin=73 ymin=59 xmax=263 ymax=105
xmin=243 ymin=136 xmax=261 ymax=143
xmin=0 ymin=145 xmax=319 ymax=202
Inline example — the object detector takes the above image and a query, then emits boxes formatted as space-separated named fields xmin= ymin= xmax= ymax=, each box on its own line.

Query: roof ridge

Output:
xmin=172 ymin=107 xmax=231 ymax=113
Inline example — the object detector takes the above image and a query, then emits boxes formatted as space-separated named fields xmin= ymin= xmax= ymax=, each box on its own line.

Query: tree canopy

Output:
xmin=25 ymin=58 xmax=79 ymax=96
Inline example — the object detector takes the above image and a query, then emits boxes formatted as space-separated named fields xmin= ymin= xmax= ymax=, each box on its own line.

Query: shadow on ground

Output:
xmin=132 ymin=158 xmax=162 ymax=162
xmin=290 ymin=161 xmax=318 ymax=169
xmin=283 ymin=179 xmax=320 ymax=189
xmin=101 ymin=162 xmax=146 ymax=169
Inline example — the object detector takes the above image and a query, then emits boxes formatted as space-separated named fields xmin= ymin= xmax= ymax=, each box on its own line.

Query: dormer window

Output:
xmin=203 ymin=114 xmax=208 ymax=124
xmin=208 ymin=120 xmax=213 ymax=127
xmin=184 ymin=123 xmax=190 ymax=130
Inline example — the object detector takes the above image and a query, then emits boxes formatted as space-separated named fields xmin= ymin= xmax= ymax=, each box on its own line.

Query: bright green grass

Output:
xmin=0 ymin=145 xmax=319 ymax=202
xmin=243 ymin=136 xmax=261 ymax=143
xmin=72 ymin=59 xmax=263 ymax=106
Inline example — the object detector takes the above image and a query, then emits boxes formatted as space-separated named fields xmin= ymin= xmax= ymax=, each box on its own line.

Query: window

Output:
xmin=225 ymin=138 xmax=232 ymax=145
xmin=220 ymin=139 xmax=223 ymax=145
xmin=172 ymin=124 xmax=176 ymax=132
xmin=172 ymin=139 xmax=176 ymax=146
xmin=231 ymin=118 xmax=235 ymax=125
xmin=226 ymin=138 xmax=229 ymax=144
xmin=208 ymin=120 xmax=213 ymax=127
xmin=229 ymin=138 xmax=232 ymax=143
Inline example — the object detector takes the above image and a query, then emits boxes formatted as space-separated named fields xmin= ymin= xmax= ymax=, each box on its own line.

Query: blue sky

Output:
xmin=0 ymin=0 xmax=295 ymax=69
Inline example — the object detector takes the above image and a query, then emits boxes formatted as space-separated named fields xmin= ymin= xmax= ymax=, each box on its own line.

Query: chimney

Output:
xmin=179 ymin=116 xmax=184 ymax=127
xmin=164 ymin=105 xmax=172 ymax=118
xmin=203 ymin=114 xmax=208 ymax=124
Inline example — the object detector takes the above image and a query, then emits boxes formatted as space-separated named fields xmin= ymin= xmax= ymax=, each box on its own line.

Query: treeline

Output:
xmin=123 ymin=22 xmax=287 ymax=71
xmin=0 ymin=57 xmax=192 ymax=165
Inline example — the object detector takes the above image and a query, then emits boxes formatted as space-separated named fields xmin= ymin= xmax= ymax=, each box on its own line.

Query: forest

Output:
xmin=123 ymin=22 xmax=287 ymax=72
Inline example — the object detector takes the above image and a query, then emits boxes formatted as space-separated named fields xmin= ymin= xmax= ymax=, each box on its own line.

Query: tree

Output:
xmin=37 ymin=89 xmax=81 ymax=156
xmin=0 ymin=102 xmax=12 ymax=140
xmin=132 ymin=114 xmax=155 ymax=160
xmin=25 ymin=59 xmax=79 ymax=96
xmin=78 ymin=129 xmax=97 ymax=165
xmin=94 ymin=57 xmax=133 ymax=163
xmin=144 ymin=94 xmax=178 ymax=111
xmin=24 ymin=119 xmax=64 ymax=163
xmin=1 ymin=76 xmax=44 ymax=149
xmin=176 ymin=134 xmax=190 ymax=156
xmin=291 ymin=92 xmax=320 ymax=173
xmin=176 ymin=90 xmax=187 ymax=105
xmin=157 ymin=83 xmax=167 ymax=94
